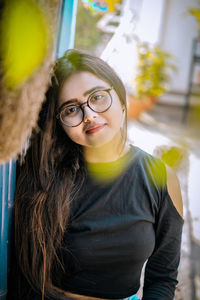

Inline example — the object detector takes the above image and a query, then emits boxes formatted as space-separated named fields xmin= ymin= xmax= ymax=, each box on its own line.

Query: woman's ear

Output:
xmin=120 ymin=106 xmax=126 ymax=130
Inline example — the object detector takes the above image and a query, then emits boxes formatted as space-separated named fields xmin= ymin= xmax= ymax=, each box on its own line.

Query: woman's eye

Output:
xmin=63 ymin=106 xmax=79 ymax=116
xmin=92 ymin=94 xmax=104 ymax=102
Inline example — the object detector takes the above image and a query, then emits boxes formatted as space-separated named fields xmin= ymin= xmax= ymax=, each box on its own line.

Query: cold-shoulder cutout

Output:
xmin=165 ymin=164 xmax=183 ymax=218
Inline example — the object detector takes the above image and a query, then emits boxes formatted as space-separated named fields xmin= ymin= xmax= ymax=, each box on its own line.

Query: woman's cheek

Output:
xmin=64 ymin=127 xmax=85 ymax=145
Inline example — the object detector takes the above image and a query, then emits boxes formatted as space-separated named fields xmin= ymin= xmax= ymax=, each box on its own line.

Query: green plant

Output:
xmin=134 ymin=42 xmax=176 ymax=99
xmin=188 ymin=0 xmax=200 ymax=32
xmin=74 ymin=0 xmax=103 ymax=53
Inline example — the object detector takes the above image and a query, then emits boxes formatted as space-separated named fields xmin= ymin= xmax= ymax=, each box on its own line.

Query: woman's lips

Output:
xmin=85 ymin=124 xmax=105 ymax=134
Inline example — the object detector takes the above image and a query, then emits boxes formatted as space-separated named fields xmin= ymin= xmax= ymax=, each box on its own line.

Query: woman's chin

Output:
xmin=84 ymin=133 xmax=120 ymax=149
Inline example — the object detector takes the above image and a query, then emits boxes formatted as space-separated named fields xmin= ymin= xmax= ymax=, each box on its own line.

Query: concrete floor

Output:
xmin=127 ymin=103 xmax=200 ymax=300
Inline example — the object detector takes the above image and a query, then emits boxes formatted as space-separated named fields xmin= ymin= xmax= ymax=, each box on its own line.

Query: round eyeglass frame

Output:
xmin=56 ymin=87 xmax=113 ymax=127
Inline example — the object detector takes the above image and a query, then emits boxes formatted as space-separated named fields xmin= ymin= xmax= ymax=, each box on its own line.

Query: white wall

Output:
xmin=160 ymin=0 xmax=198 ymax=96
xmin=135 ymin=0 xmax=166 ymax=44
xmin=131 ymin=0 xmax=198 ymax=105
xmin=128 ymin=0 xmax=200 ymax=104
xmin=101 ymin=0 xmax=198 ymax=105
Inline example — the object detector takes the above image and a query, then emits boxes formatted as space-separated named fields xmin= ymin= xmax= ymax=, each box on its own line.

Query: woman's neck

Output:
xmin=83 ymin=133 xmax=129 ymax=163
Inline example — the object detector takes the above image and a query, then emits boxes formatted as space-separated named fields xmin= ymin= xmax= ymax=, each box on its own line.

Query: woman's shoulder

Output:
xmin=129 ymin=145 xmax=167 ymax=186
xmin=129 ymin=145 xmax=183 ymax=219
xmin=165 ymin=164 xmax=183 ymax=218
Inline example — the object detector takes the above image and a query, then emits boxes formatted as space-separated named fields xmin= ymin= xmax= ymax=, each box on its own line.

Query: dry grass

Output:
xmin=0 ymin=0 xmax=60 ymax=163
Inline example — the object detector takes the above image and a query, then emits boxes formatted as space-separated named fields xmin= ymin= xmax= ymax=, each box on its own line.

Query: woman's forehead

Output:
xmin=59 ymin=71 xmax=110 ymax=101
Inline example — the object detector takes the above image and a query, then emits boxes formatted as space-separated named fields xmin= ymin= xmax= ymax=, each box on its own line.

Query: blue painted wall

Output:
xmin=57 ymin=0 xmax=78 ymax=58
xmin=0 ymin=161 xmax=16 ymax=300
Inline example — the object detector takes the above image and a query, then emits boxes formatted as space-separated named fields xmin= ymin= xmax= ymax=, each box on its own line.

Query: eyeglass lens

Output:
xmin=60 ymin=89 xmax=112 ymax=127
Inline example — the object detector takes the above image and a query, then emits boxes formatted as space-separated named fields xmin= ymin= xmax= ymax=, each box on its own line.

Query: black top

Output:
xmin=59 ymin=145 xmax=183 ymax=299
xmin=8 ymin=146 xmax=183 ymax=300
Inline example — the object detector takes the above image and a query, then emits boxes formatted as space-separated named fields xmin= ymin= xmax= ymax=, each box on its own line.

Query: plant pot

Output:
xmin=127 ymin=94 xmax=156 ymax=119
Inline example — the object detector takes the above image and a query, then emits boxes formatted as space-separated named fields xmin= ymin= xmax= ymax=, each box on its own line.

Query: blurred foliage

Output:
xmin=82 ymin=0 xmax=121 ymax=15
xmin=146 ymin=158 xmax=166 ymax=188
xmin=161 ymin=147 xmax=185 ymax=168
xmin=106 ymin=0 xmax=121 ymax=12
xmin=0 ymin=0 xmax=49 ymax=88
xmin=86 ymin=150 xmax=132 ymax=183
xmin=146 ymin=146 xmax=185 ymax=188
xmin=188 ymin=0 xmax=200 ymax=32
xmin=134 ymin=42 xmax=177 ymax=99
xmin=75 ymin=0 xmax=103 ymax=53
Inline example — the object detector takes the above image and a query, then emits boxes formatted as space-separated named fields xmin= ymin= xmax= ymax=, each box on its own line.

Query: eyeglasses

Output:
xmin=56 ymin=87 xmax=113 ymax=127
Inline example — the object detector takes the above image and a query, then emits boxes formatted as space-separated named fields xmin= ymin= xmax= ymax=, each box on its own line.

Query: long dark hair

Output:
xmin=14 ymin=49 xmax=127 ymax=299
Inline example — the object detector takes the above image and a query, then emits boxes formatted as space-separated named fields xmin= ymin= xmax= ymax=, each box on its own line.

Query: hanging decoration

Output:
xmin=81 ymin=0 xmax=121 ymax=15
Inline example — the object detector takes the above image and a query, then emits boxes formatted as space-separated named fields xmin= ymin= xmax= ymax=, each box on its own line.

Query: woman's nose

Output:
xmin=83 ymin=105 xmax=98 ymax=122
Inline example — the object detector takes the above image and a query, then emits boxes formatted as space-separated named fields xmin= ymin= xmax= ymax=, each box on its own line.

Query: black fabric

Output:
xmin=7 ymin=146 xmax=183 ymax=300
xmin=58 ymin=146 xmax=183 ymax=299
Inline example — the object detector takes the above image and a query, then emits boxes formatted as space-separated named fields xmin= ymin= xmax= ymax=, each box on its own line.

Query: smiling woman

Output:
xmin=57 ymin=71 xmax=125 ymax=158
xmin=8 ymin=49 xmax=183 ymax=300
xmin=56 ymin=86 xmax=113 ymax=127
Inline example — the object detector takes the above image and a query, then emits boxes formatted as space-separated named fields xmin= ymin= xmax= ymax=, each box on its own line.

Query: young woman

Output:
xmin=8 ymin=49 xmax=183 ymax=300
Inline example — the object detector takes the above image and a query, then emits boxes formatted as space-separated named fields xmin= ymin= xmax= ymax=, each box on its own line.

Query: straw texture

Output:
xmin=0 ymin=0 xmax=60 ymax=163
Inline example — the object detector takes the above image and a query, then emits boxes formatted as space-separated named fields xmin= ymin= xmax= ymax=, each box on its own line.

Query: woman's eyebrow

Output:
xmin=58 ymin=86 xmax=107 ymax=111
xmin=83 ymin=86 xmax=107 ymax=96
xmin=58 ymin=99 xmax=78 ymax=112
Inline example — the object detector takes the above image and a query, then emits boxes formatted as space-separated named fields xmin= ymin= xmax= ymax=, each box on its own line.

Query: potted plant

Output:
xmin=127 ymin=42 xmax=176 ymax=119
